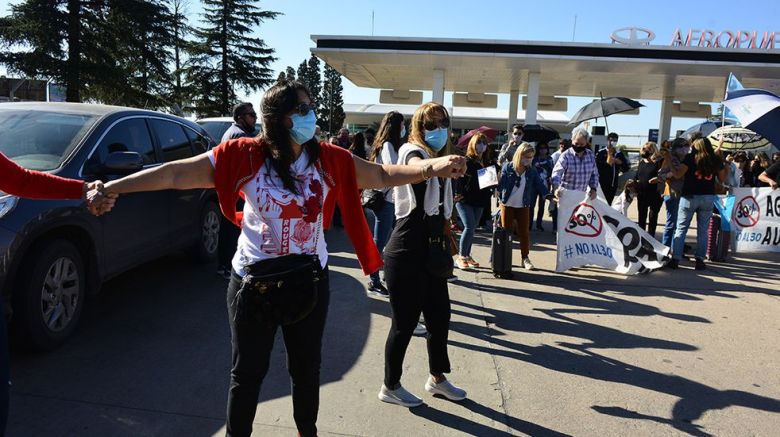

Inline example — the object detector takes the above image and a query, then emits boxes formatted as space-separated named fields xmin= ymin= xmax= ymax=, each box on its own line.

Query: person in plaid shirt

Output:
xmin=551 ymin=127 xmax=599 ymax=200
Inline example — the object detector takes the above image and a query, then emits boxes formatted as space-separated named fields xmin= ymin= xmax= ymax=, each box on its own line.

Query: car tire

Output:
xmin=15 ymin=239 xmax=85 ymax=351
xmin=195 ymin=201 xmax=220 ymax=262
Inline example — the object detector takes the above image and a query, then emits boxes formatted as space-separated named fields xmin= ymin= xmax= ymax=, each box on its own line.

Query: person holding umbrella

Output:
xmin=595 ymin=132 xmax=630 ymax=205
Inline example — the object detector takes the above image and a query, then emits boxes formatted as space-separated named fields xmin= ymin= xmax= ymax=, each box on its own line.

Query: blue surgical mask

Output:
xmin=476 ymin=143 xmax=487 ymax=154
xmin=424 ymin=127 xmax=448 ymax=151
xmin=289 ymin=110 xmax=317 ymax=144
xmin=400 ymin=125 xmax=407 ymax=138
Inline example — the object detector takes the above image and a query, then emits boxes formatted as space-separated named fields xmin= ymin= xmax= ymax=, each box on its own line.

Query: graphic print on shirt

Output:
xmin=254 ymin=165 xmax=324 ymax=256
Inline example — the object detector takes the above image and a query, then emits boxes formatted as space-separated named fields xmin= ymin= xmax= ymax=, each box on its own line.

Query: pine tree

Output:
xmin=305 ymin=55 xmax=321 ymax=112
xmin=285 ymin=66 xmax=296 ymax=81
xmin=169 ymin=0 xmax=193 ymax=112
xmin=188 ymin=0 xmax=279 ymax=116
xmin=321 ymin=63 xmax=345 ymax=133
xmin=296 ymin=59 xmax=308 ymax=86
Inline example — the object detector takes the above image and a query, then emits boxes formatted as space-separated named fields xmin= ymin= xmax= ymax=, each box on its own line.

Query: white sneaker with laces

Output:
xmin=425 ymin=376 xmax=467 ymax=401
xmin=378 ymin=384 xmax=423 ymax=407
xmin=522 ymin=257 xmax=536 ymax=271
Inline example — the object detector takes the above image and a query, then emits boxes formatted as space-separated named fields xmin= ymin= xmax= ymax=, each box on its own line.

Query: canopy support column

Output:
xmin=507 ymin=90 xmax=519 ymax=133
xmin=525 ymin=72 xmax=541 ymax=125
xmin=432 ymin=69 xmax=445 ymax=104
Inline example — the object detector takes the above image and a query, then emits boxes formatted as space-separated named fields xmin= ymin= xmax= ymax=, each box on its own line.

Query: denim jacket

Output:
xmin=498 ymin=162 xmax=549 ymax=207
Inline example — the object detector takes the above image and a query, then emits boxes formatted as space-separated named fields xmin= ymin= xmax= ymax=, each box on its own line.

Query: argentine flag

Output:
xmin=723 ymin=73 xmax=744 ymax=121
xmin=723 ymin=88 xmax=780 ymax=147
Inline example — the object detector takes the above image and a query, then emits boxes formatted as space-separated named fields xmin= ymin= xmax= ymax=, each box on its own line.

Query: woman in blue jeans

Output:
xmin=454 ymin=133 xmax=495 ymax=269
xmin=365 ymin=111 xmax=406 ymax=296
xmin=658 ymin=139 xmax=687 ymax=247
xmin=670 ymin=137 xmax=726 ymax=270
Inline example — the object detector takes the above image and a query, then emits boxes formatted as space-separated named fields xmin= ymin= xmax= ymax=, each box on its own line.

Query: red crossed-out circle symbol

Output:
xmin=734 ymin=195 xmax=760 ymax=228
xmin=565 ymin=203 xmax=603 ymax=237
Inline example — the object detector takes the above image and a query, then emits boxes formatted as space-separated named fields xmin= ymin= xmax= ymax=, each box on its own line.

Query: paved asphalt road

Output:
xmin=7 ymin=217 xmax=780 ymax=436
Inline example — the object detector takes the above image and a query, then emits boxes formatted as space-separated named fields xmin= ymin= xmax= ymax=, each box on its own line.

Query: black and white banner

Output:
xmin=556 ymin=190 xmax=671 ymax=274
xmin=729 ymin=188 xmax=780 ymax=253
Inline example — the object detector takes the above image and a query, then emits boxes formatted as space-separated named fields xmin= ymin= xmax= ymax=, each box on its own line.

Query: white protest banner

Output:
xmin=556 ymin=190 xmax=671 ymax=274
xmin=477 ymin=166 xmax=498 ymax=189
xmin=730 ymin=187 xmax=780 ymax=253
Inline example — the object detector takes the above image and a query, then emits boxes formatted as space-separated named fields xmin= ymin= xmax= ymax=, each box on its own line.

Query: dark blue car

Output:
xmin=0 ymin=102 xmax=220 ymax=350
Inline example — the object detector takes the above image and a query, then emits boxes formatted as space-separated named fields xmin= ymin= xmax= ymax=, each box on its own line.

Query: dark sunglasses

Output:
xmin=294 ymin=102 xmax=317 ymax=116
xmin=243 ymin=112 xmax=257 ymax=118
xmin=423 ymin=117 xmax=450 ymax=131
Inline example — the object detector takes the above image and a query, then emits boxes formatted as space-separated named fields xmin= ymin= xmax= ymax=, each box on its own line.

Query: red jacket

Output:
xmin=0 ymin=152 xmax=84 ymax=200
xmin=211 ymin=137 xmax=382 ymax=275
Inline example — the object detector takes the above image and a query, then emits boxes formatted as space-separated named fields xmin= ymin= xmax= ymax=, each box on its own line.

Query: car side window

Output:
xmin=150 ymin=119 xmax=193 ymax=162
xmin=184 ymin=127 xmax=212 ymax=154
xmin=89 ymin=118 xmax=157 ymax=169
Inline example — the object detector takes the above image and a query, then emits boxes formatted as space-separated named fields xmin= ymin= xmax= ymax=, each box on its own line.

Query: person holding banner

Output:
xmin=758 ymin=159 xmax=780 ymax=189
xmin=551 ymin=127 xmax=599 ymax=201
xmin=454 ymin=132 xmax=495 ymax=269
xmin=498 ymin=142 xmax=549 ymax=270
xmin=669 ymin=137 xmax=727 ymax=270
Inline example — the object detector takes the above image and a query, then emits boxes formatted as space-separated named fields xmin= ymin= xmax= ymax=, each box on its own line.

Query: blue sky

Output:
xmin=1 ymin=0 xmax=778 ymax=142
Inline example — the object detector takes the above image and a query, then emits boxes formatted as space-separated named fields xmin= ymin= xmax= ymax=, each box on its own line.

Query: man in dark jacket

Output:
xmin=596 ymin=132 xmax=630 ymax=204
xmin=221 ymin=102 xmax=257 ymax=142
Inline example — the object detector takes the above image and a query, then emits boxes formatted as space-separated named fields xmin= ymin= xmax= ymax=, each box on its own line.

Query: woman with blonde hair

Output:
xmin=497 ymin=142 xmax=548 ymax=271
xmin=453 ymin=132 xmax=495 ymax=269
xmin=380 ymin=102 xmax=468 ymax=408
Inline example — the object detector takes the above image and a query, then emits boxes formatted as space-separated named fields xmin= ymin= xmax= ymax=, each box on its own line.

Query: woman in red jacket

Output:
xmin=101 ymin=80 xmax=465 ymax=437
xmin=0 ymin=153 xmax=113 ymax=435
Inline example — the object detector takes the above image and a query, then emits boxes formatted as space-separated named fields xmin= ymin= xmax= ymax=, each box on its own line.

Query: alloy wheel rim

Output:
xmin=40 ymin=257 xmax=79 ymax=333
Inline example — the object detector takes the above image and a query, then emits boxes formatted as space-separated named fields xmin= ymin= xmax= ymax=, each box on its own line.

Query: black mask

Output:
xmin=642 ymin=151 xmax=652 ymax=159
xmin=573 ymin=146 xmax=587 ymax=154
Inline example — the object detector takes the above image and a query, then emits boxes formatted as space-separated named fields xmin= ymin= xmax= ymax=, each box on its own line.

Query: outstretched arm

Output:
xmin=104 ymin=153 xmax=215 ymax=194
xmin=353 ymin=154 xmax=466 ymax=190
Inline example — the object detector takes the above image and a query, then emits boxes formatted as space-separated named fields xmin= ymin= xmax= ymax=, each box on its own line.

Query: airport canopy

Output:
xmin=311 ymin=35 xmax=780 ymax=139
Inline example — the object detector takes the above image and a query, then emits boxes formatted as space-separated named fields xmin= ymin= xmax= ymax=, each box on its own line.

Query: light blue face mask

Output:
xmin=400 ymin=125 xmax=407 ymax=138
xmin=424 ymin=127 xmax=448 ymax=151
xmin=289 ymin=110 xmax=317 ymax=144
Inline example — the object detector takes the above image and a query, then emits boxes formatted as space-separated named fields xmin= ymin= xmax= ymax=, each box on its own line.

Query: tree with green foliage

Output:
xmin=321 ymin=63 xmax=345 ymax=133
xmin=169 ymin=0 xmax=193 ymax=112
xmin=187 ymin=0 xmax=279 ymax=116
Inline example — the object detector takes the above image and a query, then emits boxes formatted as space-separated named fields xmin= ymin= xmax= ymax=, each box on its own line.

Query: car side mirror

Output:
xmin=103 ymin=151 xmax=143 ymax=174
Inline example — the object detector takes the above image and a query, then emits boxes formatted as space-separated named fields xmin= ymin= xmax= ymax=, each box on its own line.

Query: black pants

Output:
xmin=603 ymin=185 xmax=618 ymax=206
xmin=225 ymin=268 xmax=330 ymax=437
xmin=637 ymin=191 xmax=663 ymax=238
xmin=527 ymin=193 xmax=546 ymax=228
xmin=383 ymin=256 xmax=451 ymax=387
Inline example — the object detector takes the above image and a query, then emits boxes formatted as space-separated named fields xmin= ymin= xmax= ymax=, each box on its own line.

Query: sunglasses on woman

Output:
xmin=423 ymin=117 xmax=450 ymax=131
xmin=295 ymin=102 xmax=317 ymax=116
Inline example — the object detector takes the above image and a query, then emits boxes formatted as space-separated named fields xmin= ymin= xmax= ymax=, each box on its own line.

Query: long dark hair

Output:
xmin=349 ymin=131 xmax=366 ymax=160
xmin=691 ymin=137 xmax=721 ymax=177
xmin=369 ymin=111 xmax=405 ymax=162
xmin=260 ymin=80 xmax=320 ymax=193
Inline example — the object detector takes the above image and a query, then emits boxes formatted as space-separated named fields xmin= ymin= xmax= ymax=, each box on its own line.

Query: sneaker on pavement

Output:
xmin=521 ymin=258 xmax=536 ymax=271
xmin=465 ymin=257 xmax=480 ymax=268
xmin=413 ymin=322 xmax=427 ymax=336
xmin=455 ymin=257 xmax=470 ymax=270
xmin=378 ymin=384 xmax=423 ymax=407
xmin=424 ymin=376 xmax=467 ymax=401
xmin=446 ymin=273 xmax=458 ymax=283
xmin=366 ymin=282 xmax=390 ymax=298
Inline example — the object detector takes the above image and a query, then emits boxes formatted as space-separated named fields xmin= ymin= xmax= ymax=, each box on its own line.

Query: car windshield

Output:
xmin=0 ymin=109 xmax=99 ymax=170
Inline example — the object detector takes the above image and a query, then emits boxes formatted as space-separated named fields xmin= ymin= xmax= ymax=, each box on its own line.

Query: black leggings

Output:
xmin=225 ymin=268 xmax=330 ymax=437
xmin=383 ymin=256 xmax=451 ymax=387
xmin=637 ymin=191 xmax=663 ymax=237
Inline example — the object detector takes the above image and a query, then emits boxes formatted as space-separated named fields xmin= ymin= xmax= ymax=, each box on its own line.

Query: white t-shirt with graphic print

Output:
xmin=207 ymin=149 xmax=329 ymax=276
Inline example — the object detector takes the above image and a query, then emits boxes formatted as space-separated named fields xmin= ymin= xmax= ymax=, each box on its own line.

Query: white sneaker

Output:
xmin=522 ymin=258 xmax=536 ymax=271
xmin=378 ymin=384 xmax=423 ymax=407
xmin=413 ymin=322 xmax=427 ymax=336
xmin=425 ymin=376 xmax=467 ymax=401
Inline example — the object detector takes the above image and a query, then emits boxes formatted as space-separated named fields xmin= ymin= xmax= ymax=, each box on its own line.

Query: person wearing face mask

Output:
xmin=497 ymin=142 xmax=548 ymax=270
xmin=380 ymin=102 xmax=469 ymax=409
xmin=529 ymin=142 xmax=554 ymax=231
xmin=633 ymin=142 xmax=663 ymax=238
xmin=668 ymin=137 xmax=727 ymax=270
xmin=99 ymin=82 xmax=467 ymax=436
xmin=498 ymin=124 xmax=524 ymax=167
xmin=453 ymin=133 xmax=495 ymax=269
xmin=658 ymin=138 xmax=688 ymax=248
xmin=551 ymin=127 xmax=600 ymax=203
xmin=595 ymin=132 xmax=630 ymax=205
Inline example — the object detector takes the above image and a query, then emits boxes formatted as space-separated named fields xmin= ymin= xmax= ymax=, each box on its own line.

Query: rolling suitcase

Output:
xmin=707 ymin=213 xmax=730 ymax=262
xmin=491 ymin=213 xmax=513 ymax=278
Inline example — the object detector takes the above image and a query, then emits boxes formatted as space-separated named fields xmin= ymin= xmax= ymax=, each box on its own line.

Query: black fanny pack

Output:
xmin=233 ymin=254 xmax=324 ymax=326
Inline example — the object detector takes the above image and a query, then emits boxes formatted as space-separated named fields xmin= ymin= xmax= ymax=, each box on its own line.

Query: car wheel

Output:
xmin=16 ymin=239 xmax=85 ymax=351
xmin=196 ymin=201 xmax=220 ymax=262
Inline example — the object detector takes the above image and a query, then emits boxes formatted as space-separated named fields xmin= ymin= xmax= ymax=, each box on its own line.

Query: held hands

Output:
xmin=431 ymin=155 xmax=467 ymax=179
xmin=84 ymin=181 xmax=118 ymax=216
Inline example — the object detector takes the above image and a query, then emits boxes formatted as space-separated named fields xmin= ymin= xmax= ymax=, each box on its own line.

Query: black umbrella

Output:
xmin=521 ymin=124 xmax=560 ymax=144
xmin=568 ymin=95 xmax=645 ymax=134
xmin=681 ymin=119 xmax=736 ymax=139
